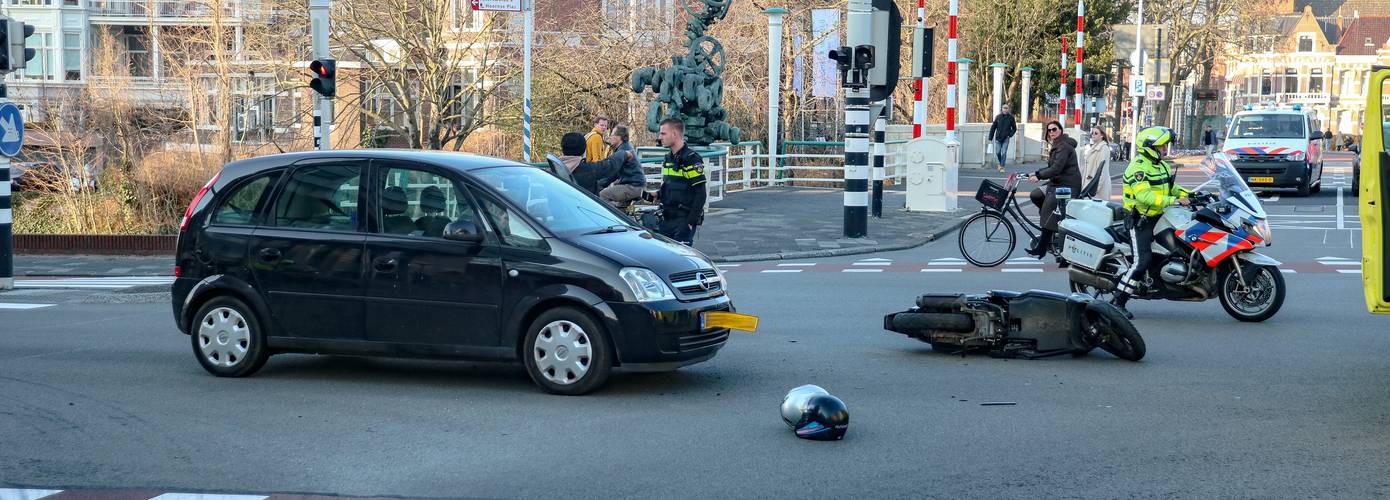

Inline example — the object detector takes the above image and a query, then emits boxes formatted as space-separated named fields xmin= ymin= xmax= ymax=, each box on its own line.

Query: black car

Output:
xmin=171 ymin=150 xmax=736 ymax=395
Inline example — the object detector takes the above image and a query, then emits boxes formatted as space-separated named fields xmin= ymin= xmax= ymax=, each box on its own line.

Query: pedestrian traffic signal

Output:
xmin=0 ymin=18 xmax=37 ymax=72
xmin=308 ymin=58 xmax=336 ymax=98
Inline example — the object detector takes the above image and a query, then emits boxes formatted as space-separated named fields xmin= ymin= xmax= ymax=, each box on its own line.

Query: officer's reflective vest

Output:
xmin=1121 ymin=155 xmax=1189 ymax=217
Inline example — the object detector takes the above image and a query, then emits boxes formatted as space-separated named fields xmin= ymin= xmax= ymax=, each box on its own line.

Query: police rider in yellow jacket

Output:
xmin=1113 ymin=126 xmax=1192 ymax=317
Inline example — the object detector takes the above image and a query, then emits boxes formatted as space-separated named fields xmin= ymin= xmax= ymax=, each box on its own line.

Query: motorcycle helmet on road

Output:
xmin=781 ymin=385 xmax=849 ymax=441
xmin=1136 ymin=126 xmax=1175 ymax=161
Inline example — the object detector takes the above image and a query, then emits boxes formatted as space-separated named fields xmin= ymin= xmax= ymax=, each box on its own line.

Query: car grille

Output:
xmin=1235 ymin=154 xmax=1283 ymax=162
xmin=676 ymin=330 xmax=729 ymax=352
xmin=668 ymin=268 xmax=724 ymax=298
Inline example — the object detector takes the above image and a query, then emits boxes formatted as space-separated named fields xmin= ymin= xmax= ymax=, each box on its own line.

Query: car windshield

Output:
xmin=1228 ymin=114 xmax=1306 ymax=139
xmin=471 ymin=165 xmax=632 ymax=235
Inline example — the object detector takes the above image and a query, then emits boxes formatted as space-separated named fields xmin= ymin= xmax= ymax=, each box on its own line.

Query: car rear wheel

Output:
xmin=523 ymin=306 xmax=613 ymax=395
xmin=192 ymin=296 xmax=271 ymax=377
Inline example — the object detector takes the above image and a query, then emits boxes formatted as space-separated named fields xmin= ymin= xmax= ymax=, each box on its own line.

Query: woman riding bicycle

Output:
xmin=1025 ymin=120 xmax=1082 ymax=258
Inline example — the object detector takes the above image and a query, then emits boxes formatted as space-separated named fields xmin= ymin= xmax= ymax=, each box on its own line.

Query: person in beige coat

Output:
xmin=1081 ymin=127 xmax=1113 ymax=201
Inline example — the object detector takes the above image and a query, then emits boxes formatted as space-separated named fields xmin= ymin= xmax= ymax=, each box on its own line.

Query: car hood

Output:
xmin=566 ymin=229 xmax=716 ymax=275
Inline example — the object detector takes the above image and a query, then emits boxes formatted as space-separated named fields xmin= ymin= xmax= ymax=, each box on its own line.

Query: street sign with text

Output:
xmin=469 ymin=0 xmax=521 ymax=12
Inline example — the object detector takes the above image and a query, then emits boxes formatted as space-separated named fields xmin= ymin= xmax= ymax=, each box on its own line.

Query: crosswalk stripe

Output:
xmin=0 ymin=303 xmax=57 ymax=310
xmin=777 ymin=263 xmax=815 ymax=267
xmin=921 ymin=268 xmax=963 ymax=273
xmin=1337 ymin=269 xmax=1363 ymax=274
xmin=760 ymin=269 xmax=802 ymax=273
xmin=0 ymin=489 xmax=64 ymax=500
xmin=1001 ymin=268 xmax=1044 ymax=273
xmin=843 ymin=268 xmax=884 ymax=273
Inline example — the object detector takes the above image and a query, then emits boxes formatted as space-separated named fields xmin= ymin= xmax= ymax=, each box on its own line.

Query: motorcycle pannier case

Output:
xmin=1058 ymin=219 xmax=1115 ymax=271
xmin=1066 ymin=199 xmax=1120 ymax=229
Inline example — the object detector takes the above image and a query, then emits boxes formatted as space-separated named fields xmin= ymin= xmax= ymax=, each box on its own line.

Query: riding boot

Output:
xmin=1027 ymin=230 xmax=1053 ymax=259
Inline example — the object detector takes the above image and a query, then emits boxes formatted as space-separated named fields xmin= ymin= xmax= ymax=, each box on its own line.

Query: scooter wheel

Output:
xmin=1084 ymin=302 xmax=1145 ymax=361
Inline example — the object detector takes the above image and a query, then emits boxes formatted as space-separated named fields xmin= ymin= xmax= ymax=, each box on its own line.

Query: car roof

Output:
xmin=1234 ymin=108 xmax=1313 ymax=117
xmin=218 ymin=149 xmax=528 ymax=179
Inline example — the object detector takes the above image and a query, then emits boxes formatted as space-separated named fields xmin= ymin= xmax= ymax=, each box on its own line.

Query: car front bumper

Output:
xmin=603 ymin=295 xmax=734 ymax=371
xmin=1232 ymin=160 xmax=1311 ymax=189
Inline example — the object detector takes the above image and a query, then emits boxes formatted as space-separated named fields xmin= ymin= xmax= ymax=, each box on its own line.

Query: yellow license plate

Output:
xmin=1248 ymin=176 xmax=1275 ymax=184
xmin=701 ymin=311 xmax=759 ymax=332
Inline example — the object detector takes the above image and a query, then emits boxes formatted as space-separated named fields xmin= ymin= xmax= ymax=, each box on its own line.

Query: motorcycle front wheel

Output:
xmin=1218 ymin=264 xmax=1286 ymax=322
xmin=1085 ymin=302 xmax=1145 ymax=361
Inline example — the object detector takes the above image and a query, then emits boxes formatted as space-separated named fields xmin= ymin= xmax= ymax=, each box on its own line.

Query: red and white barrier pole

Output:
xmin=1074 ymin=0 xmax=1085 ymax=135
xmin=912 ymin=0 xmax=926 ymax=138
xmin=945 ymin=0 xmax=958 ymax=143
xmin=1059 ymin=35 xmax=1068 ymax=126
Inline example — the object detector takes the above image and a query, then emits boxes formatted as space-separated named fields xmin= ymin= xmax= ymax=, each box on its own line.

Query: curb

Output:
xmin=709 ymin=212 xmax=975 ymax=263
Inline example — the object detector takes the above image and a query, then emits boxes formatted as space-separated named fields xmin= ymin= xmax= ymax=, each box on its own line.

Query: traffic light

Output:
xmin=1084 ymin=74 xmax=1108 ymax=96
xmin=308 ymin=58 xmax=336 ymax=98
xmin=912 ymin=27 xmax=935 ymax=78
xmin=1194 ymin=88 xmax=1219 ymax=101
xmin=0 ymin=18 xmax=37 ymax=72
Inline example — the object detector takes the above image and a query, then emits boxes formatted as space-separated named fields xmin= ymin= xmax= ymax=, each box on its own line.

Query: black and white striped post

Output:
xmin=871 ymin=101 xmax=887 ymax=218
xmin=1 ymin=85 xmax=12 ymax=291
xmin=842 ymin=0 xmax=873 ymax=238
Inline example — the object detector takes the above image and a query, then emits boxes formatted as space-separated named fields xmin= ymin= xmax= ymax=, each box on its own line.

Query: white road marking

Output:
xmin=927 ymin=261 xmax=968 ymax=266
xmin=1279 ymin=269 xmax=1297 ymax=274
xmin=1316 ymin=256 xmax=1352 ymax=261
xmin=760 ymin=269 xmax=802 ymax=273
xmin=1337 ymin=186 xmax=1345 ymax=230
xmin=0 ymin=303 xmax=56 ymax=310
xmin=921 ymin=269 xmax=964 ymax=273
xmin=777 ymin=262 xmax=816 ymax=267
xmin=151 ymin=494 xmax=269 ymax=500
xmin=0 ymin=489 xmax=64 ymax=500
xmin=851 ymin=262 xmax=892 ymax=266
xmin=842 ymin=268 xmax=884 ymax=273
xmin=1337 ymin=269 xmax=1363 ymax=274
xmin=1001 ymin=268 xmax=1044 ymax=273
xmin=14 ymin=276 xmax=174 ymax=290
xmin=1318 ymin=261 xmax=1361 ymax=266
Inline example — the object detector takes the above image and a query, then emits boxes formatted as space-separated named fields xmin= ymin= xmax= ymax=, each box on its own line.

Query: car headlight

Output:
xmin=619 ymin=267 xmax=676 ymax=302
xmin=1284 ymin=151 xmax=1306 ymax=162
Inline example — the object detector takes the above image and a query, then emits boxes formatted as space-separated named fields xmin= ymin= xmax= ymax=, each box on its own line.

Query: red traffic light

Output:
xmin=308 ymin=58 xmax=336 ymax=98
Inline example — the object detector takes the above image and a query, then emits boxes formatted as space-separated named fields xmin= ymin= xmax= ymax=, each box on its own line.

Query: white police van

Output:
xmin=1223 ymin=104 xmax=1329 ymax=196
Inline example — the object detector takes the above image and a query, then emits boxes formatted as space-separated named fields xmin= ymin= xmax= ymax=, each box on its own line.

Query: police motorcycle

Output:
xmin=1056 ymin=154 xmax=1286 ymax=322
xmin=883 ymin=289 xmax=1146 ymax=361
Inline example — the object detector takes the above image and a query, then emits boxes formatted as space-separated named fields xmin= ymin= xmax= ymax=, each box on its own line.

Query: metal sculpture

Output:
xmin=630 ymin=0 xmax=741 ymax=146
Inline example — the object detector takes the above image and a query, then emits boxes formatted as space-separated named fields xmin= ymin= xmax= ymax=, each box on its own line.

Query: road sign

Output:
xmin=469 ymin=0 xmax=520 ymax=11
xmin=1146 ymin=85 xmax=1166 ymax=101
xmin=1131 ymin=76 xmax=1145 ymax=96
xmin=0 ymin=102 xmax=23 ymax=157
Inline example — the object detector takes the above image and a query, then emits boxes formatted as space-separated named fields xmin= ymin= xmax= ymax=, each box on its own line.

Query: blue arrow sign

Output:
xmin=0 ymin=102 xmax=23 ymax=157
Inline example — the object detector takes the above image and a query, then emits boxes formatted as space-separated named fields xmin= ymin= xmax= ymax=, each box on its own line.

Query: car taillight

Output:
xmin=180 ymin=171 xmax=221 ymax=232
xmin=173 ymin=265 xmax=182 ymax=277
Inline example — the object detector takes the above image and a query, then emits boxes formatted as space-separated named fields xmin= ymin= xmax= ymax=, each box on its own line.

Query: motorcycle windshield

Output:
xmin=1198 ymin=155 xmax=1266 ymax=219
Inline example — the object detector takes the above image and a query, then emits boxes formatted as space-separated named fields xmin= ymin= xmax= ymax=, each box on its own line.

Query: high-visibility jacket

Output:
xmin=1122 ymin=154 xmax=1188 ymax=217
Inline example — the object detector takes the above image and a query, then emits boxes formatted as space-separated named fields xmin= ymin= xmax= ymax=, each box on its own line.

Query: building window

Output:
xmin=1343 ymin=70 xmax=1358 ymax=95
xmin=63 ymin=32 xmax=81 ymax=81
xmin=1261 ymin=71 xmax=1273 ymax=96
xmin=1283 ymin=68 xmax=1298 ymax=93
xmin=1297 ymin=34 xmax=1314 ymax=52
xmin=63 ymin=0 xmax=79 ymax=5
xmin=13 ymin=0 xmax=53 ymax=5
xmin=1309 ymin=69 xmax=1324 ymax=93
xmin=18 ymin=32 xmax=55 ymax=81
xmin=121 ymin=27 xmax=151 ymax=78
xmin=1368 ymin=37 xmax=1376 ymax=48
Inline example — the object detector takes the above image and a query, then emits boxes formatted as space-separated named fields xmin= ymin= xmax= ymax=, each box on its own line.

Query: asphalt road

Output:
xmin=2 ymin=153 xmax=1387 ymax=499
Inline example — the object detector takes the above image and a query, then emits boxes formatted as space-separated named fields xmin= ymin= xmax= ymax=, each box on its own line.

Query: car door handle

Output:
xmin=373 ymin=257 xmax=398 ymax=272
xmin=258 ymin=248 xmax=282 ymax=263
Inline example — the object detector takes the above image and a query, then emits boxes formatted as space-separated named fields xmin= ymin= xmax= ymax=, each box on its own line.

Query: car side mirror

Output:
xmin=443 ymin=219 xmax=485 ymax=244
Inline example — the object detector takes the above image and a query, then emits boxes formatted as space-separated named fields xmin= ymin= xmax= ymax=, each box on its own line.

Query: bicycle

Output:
xmin=957 ymin=173 xmax=1060 ymax=267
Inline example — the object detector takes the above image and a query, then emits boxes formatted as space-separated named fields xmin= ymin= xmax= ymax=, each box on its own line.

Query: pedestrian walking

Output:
xmin=599 ymin=124 xmax=646 ymax=207
xmin=988 ymin=104 xmax=1018 ymax=171
xmin=652 ymin=118 xmax=706 ymax=245
xmin=1082 ymin=127 xmax=1113 ymax=201
xmin=1026 ymin=120 xmax=1082 ymax=259
xmin=585 ymin=115 xmax=613 ymax=163
xmin=1202 ymin=124 xmax=1216 ymax=155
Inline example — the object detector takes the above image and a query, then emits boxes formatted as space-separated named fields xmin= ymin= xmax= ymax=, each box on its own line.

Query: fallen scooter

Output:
xmin=883 ymin=290 xmax=1145 ymax=361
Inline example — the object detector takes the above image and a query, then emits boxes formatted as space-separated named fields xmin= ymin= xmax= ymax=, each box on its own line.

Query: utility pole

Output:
xmin=1 ymin=16 xmax=37 ymax=291
xmin=309 ymin=0 xmax=332 ymax=150
xmin=1129 ymin=0 xmax=1145 ymax=160
xmin=522 ymin=0 xmax=534 ymax=162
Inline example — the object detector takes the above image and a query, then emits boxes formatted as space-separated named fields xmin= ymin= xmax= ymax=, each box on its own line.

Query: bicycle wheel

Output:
xmin=957 ymin=211 xmax=1015 ymax=267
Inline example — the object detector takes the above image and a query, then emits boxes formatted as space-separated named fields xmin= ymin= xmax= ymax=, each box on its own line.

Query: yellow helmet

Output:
xmin=1136 ymin=126 xmax=1174 ymax=160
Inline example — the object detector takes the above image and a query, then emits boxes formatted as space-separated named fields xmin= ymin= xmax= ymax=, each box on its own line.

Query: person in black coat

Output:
xmin=1026 ymin=120 xmax=1083 ymax=258
xmin=988 ymin=104 xmax=1018 ymax=170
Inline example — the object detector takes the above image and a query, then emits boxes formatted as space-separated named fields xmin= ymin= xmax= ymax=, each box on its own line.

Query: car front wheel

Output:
xmin=523 ymin=306 xmax=613 ymax=395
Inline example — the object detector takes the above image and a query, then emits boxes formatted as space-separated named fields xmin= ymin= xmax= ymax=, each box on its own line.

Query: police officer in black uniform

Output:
xmin=653 ymin=117 xmax=706 ymax=245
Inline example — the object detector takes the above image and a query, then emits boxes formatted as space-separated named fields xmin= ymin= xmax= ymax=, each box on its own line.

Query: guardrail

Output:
xmin=88 ymin=0 xmax=251 ymax=19
xmin=534 ymin=139 xmax=922 ymax=197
